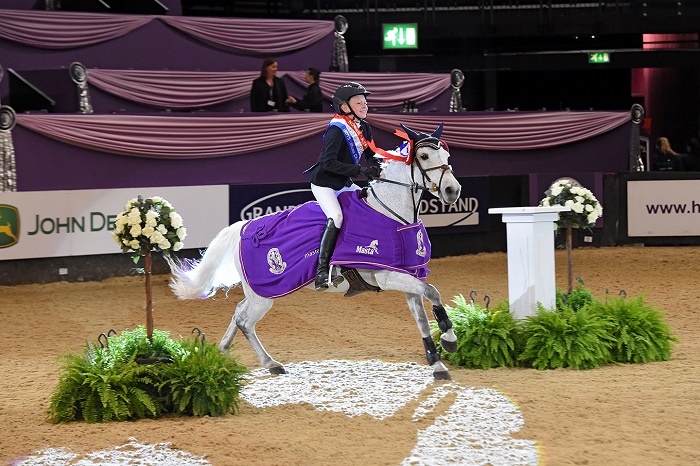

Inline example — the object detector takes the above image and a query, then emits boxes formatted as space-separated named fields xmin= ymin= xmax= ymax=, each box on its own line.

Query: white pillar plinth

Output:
xmin=488 ymin=206 xmax=570 ymax=319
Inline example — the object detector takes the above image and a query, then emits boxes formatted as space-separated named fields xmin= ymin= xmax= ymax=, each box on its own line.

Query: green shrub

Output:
xmin=518 ymin=303 xmax=614 ymax=370
xmin=47 ymin=327 xmax=247 ymax=423
xmin=432 ymin=294 xmax=520 ymax=369
xmin=590 ymin=295 xmax=677 ymax=363
xmin=157 ymin=338 xmax=247 ymax=417
xmin=48 ymin=352 xmax=160 ymax=423
xmin=557 ymin=284 xmax=595 ymax=312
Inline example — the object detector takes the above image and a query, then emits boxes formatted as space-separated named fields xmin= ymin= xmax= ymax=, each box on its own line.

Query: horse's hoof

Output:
xmin=440 ymin=337 xmax=458 ymax=354
xmin=269 ymin=366 xmax=287 ymax=375
xmin=433 ymin=371 xmax=451 ymax=381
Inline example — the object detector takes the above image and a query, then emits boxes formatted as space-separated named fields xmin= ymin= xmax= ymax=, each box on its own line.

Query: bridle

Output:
xmin=368 ymin=137 xmax=454 ymax=225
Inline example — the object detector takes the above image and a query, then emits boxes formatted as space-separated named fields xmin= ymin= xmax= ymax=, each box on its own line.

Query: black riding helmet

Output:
xmin=332 ymin=82 xmax=371 ymax=118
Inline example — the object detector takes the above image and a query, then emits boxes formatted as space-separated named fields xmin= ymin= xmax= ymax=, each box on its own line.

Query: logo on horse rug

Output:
xmin=239 ymin=190 xmax=431 ymax=298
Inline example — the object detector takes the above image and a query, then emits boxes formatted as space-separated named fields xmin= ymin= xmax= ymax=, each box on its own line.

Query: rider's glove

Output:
xmin=360 ymin=165 xmax=381 ymax=180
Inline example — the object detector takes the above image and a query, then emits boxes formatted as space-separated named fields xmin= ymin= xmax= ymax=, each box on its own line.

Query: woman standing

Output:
xmin=250 ymin=58 xmax=289 ymax=112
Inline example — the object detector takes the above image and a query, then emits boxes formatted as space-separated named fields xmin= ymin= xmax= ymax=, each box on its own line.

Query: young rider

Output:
xmin=305 ymin=82 xmax=381 ymax=290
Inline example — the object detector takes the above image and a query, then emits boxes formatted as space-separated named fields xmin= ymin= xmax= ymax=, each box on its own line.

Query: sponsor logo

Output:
xmin=25 ymin=212 xmax=116 ymax=236
xmin=415 ymin=230 xmax=426 ymax=257
xmin=0 ymin=205 xmax=20 ymax=248
xmin=267 ymin=248 xmax=287 ymax=274
xmin=356 ymin=239 xmax=379 ymax=255
xmin=240 ymin=189 xmax=313 ymax=220
xmin=419 ymin=197 xmax=479 ymax=228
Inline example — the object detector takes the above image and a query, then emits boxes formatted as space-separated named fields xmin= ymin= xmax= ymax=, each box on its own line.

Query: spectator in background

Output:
xmin=652 ymin=136 xmax=681 ymax=171
xmin=682 ymin=137 xmax=700 ymax=171
xmin=287 ymin=68 xmax=323 ymax=112
xmin=250 ymin=58 xmax=289 ymax=112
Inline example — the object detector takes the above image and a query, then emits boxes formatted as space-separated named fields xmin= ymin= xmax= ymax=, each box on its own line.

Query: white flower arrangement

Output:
xmin=540 ymin=179 xmax=602 ymax=230
xmin=112 ymin=195 xmax=186 ymax=261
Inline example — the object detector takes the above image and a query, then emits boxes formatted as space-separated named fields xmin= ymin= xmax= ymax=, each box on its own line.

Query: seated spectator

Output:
xmin=250 ymin=58 xmax=289 ymax=112
xmin=287 ymin=68 xmax=323 ymax=113
xmin=682 ymin=137 xmax=700 ymax=171
xmin=652 ymin=136 xmax=681 ymax=171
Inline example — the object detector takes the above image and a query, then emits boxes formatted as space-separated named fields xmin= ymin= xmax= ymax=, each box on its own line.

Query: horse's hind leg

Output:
xmin=233 ymin=286 xmax=287 ymax=374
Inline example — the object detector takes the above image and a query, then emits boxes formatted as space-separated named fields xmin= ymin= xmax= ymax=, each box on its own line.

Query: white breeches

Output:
xmin=311 ymin=183 xmax=359 ymax=228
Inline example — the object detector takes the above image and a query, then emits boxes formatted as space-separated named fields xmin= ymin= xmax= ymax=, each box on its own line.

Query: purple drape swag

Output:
xmin=0 ymin=9 xmax=333 ymax=53
xmin=86 ymin=70 xmax=452 ymax=110
xmin=88 ymin=70 xmax=260 ymax=109
xmin=14 ymin=112 xmax=630 ymax=158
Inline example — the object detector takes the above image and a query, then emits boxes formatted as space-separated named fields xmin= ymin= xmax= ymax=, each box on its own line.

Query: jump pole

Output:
xmin=488 ymin=206 xmax=570 ymax=319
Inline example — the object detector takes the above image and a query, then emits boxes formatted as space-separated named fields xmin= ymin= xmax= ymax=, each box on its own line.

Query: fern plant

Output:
xmin=48 ymin=328 xmax=247 ymax=423
xmin=157 ymin=339 xmax=247 ymax=417
xmin=518 ymin=303 xmax=614 ymax=370
xmin=431 ymin=294 xmax=520 ymax=369
xmin=590 ymin=295 xmax=677 ymax=363
xmin=48 ymin=352 xmax=160 ymax=423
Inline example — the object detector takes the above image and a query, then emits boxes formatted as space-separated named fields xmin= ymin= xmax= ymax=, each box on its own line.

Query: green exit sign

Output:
xmin=383 ymin=23 xmax=418 ymax=49
xmin=588 ymin=52 xmax=610 ymax=64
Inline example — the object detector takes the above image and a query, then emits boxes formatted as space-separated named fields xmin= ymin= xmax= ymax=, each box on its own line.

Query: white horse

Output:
xmin=168 ymin=124 xmax=462 ymax=380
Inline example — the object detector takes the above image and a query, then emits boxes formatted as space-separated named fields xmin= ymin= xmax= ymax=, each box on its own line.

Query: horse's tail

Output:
xmin=167 ymin=221 xmax=244 ymax=300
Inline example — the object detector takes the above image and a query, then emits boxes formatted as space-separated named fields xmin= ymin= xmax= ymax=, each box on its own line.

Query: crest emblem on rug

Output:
xmin=416 ymin=230 xmax=426 ymax=257
xmin=267 ymin=248 xmax=287 ymax=274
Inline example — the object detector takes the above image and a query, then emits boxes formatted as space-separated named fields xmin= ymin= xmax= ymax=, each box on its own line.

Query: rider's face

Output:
xmin=347 ymin=95 xmax=368 ymax=119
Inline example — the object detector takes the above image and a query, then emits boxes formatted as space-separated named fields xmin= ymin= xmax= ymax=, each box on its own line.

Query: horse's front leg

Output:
xmin=375 ymin=272 xmax=456 ymax=380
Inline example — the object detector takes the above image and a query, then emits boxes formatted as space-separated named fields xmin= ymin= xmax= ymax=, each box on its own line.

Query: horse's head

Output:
xmin=401 ymin=122 xmax=461 ymax=205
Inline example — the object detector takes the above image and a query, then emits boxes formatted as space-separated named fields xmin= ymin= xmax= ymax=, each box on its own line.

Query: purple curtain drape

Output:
xmin=14 ymin=112 xmax=630 ymax=158
xmin=0 ymin=10 xmax=333 ymax=54
xmin=87 ymin=70 xmax=260 ymax=109
xmin=86 ymin=69 xmax=452 ymax=110
xmin=287 ymin=71 xmax=452 ymax=107
xmin=367 ymin=112 xmax=631 ymax=150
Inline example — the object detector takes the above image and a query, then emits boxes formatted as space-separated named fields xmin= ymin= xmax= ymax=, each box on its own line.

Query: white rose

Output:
xmin=177 ymin=227 xmax=187 ymax=240
xmin=173 ymin=241 xmax=184 ymax=251
xmin=541 ymin=198 xmax=550 ymax=206
xmin=551 ymin=186 xmax=563 ymax=196
xmin=157 ymin=224 xmax=168 ymax=234
xmin=111 ymin=231 xmax=121 ymax=244
xmin=564 ymin=199 xmax=575 ymax=207
xmin=149 ymin=196 xmax=163 ymax=203
xmin=571 ymin=202 xmax=584 ymax=213
xmin=585 ymin=204 xmax=594 ymax=212
xmin=170 ymin=212 xmax=183 ymax=229
xmin=127 ymin=208 xmax=142 ymax=226
xmin=575 ymin=196 xmax=585 ymax=203
xmin=122 ymin=238 xmax=130 ymax=246
xmin=145 ymin=210 xmax=159 ymax=227
xmin=129 ymin=239 xmax=140 ymax=250
xmin=129 ymin=224 xmax=142 ymax=237
xmin=125 ymin=198 xmax=138 ymax=210
xmin=587 ymin=213 xmax=598 ymax=224
xmin=151 ymin=231 xmax=165 ymax=244
xmin=142 ymin=226 xmax=155 ymax=238
xmin=159 ymin=239 xmax=172 ymax=250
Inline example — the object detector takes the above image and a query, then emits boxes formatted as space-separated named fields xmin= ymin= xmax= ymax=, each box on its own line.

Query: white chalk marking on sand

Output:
xmin=242 ymin=359 xmax=540 ymax=465
xmin=17 ymin=360 xmax=539 ymax=465
xmin=14 ymin=437 xmax=210 ymax=466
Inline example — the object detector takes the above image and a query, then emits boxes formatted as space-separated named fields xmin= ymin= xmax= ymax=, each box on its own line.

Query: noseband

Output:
xmin=368 ymin=137 xmax=454 ymax=224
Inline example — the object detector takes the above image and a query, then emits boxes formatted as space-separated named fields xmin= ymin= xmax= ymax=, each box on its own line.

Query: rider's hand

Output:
xmin=360 ymin=165 xmax=381 ymax=179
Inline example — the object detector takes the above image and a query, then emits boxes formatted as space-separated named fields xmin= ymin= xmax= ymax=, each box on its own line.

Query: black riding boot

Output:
xmin=315 ymin=218 xmax=340 ymax=290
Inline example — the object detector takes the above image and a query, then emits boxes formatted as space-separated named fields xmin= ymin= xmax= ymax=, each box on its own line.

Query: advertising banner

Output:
xmin=228 ymin=177 xmax=488 ymax=232
xmin=0 ymin=185 xmax=229 ymax=260
xmin=628 ymin=180 xmax=700 ymax=236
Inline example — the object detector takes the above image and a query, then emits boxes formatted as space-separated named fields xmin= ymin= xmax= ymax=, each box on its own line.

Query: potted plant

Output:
xmin=112 ymin=195 xmax=187 ymax=341
xmin=540 ymin=179 xmax=602 ymax=293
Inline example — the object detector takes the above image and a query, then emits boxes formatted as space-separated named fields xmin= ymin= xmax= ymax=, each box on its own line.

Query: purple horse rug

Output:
xmin=239 ymin=190 xmax=431 ymax=298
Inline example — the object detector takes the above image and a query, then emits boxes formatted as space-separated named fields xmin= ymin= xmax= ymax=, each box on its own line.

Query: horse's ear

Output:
xmin=431 ymin=122 xmax=445 ymax=139
xmin=400 ymin=123 xmax=422 ymax=142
